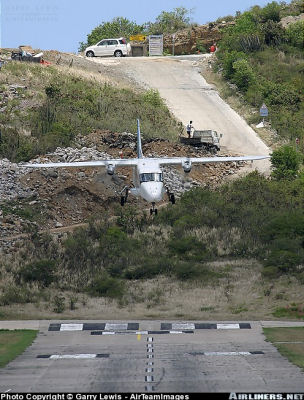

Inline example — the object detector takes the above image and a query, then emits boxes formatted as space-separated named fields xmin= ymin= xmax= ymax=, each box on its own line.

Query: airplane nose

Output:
xmin=141 ymin=182 xmax=163 ymax=202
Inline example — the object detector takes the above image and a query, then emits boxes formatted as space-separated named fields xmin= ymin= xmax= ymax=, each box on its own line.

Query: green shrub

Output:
xmin=265 ymin=83 xmax=300 ymax=107
xmin=53 ymin=295 xmax=65 ymax=313
xmin=0 ymin=286 xmax=36 ymax=306
xmin=173 ymin=261 xmax=202 ymax=280
xmin=232 ymin=58 xmax=256 ymax=91
xmin=16 ymin=259 xmax=56 ymax=287
xmin=125 ymin=256 xmax=172 ymax=280
xmin=286 ymin=20 xmax=304 ymax=49
xmin=221 ymin=51 xmax=247 ymax=79
xmin=69 ymin=295 xmax=78 ymax=310
xmin=262 ymin=215 xmax=304 ymax=240
xmin=245 ymin=84 xmax=264 ymax=106
xmin=273 ymin=303 xmax=304 ymax=319
xmin=264 ymin=249 xmax=303 ymax=273
xmin=195 ymin=40 xmax=207 ymax=53
xmin=260 ymin=20 xmax=286 ymax=46
xmin=87 ymin=272 xmax=125 ymax=299
xmin=262 ymin=265 xmax=280 ymax=278
xmin=271 ymin=145 xmax=302 ymax=180
xmin=142 ymin=89 xmax=164 ymax=108
xmin=260 ymin=2 xmax=281 ymax=22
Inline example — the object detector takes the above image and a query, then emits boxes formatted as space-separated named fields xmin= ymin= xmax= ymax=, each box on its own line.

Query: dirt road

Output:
xmin=88 ymin=55 xmax=271 ymax=174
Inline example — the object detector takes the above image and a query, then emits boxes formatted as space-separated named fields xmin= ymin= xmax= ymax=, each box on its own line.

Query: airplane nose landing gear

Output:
xmin=150 ymin=202 xmax=158 ymax=215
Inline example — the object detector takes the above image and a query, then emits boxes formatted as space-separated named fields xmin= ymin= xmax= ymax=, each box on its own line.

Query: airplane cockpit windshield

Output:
xmin=140 ymin=173 xmax=163 ymax=183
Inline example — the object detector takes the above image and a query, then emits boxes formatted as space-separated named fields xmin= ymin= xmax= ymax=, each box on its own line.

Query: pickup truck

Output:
xmin=180 ymin=129 xmax=222 ymax=153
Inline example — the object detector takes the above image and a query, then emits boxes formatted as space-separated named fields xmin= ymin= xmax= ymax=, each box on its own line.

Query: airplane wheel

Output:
xmin=155 ymin=209 xmax=158 ymax=215
xmin=150 ymin=209 xmax=153 ymax=215
xmin=170 ymin=194 xmax=175 ymax=204
xmin=120 ymin=196 xmax=125 ymax=206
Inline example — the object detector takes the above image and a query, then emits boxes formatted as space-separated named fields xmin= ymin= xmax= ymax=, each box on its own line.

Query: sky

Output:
xmin=0 ymin=0 xmax=275 ymax=53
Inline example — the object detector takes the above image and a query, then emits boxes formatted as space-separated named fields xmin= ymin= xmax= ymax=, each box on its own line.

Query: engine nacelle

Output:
xmin=182 ymin=160 xmax=192 ymax=173
xmin=106 ymin=164 xmax=115 ymax=175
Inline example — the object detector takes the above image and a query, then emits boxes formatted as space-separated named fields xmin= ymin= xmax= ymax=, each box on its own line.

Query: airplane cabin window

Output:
xmin=140 ymin=173 xmax=163 ymax=183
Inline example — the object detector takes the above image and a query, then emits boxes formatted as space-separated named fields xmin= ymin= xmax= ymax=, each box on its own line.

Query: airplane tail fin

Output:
xmin=137 ymin=119 xmax=143 ymax=159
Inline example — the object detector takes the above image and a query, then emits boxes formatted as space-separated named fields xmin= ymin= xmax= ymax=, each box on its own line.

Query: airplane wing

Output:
xmin=156 ymin=155 xmax=270 ymax=165
xmin=24 ymin=155 xmax=270 ymax=169
xmin=24 ymin=159 xmax=139 ymax=168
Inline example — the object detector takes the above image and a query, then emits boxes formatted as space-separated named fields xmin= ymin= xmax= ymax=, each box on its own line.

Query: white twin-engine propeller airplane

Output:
xmin=25 ymin=120 xmax=269 ymax=215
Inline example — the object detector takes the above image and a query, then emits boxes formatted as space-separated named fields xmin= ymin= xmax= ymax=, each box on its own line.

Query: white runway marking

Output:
xmin=204 ymin=352 xmax=251 ymax=356
xmin=217 ymin=324 xmax=240 ymax=329
xmin=60 ymin=324 xmax=83 ymax=331
xmin=50 ymin=354 xmax=98 ymax=359
xmin=105 ymin=323 xmax=128 ymax=330
xmin=172 ymin=323 xmax=195 ymax=330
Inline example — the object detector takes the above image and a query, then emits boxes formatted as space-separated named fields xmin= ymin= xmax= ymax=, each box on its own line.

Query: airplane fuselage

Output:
xmin=130 ymin=159 xmax=165 ymax=203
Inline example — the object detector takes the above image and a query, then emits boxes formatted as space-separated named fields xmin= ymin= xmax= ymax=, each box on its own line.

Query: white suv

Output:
xmin=85 ymin=38 xmax=130 ymax=58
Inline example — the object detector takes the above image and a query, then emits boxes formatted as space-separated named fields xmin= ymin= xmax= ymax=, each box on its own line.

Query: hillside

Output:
xmin=0 ymin=2 xmax=304 ymax=321
xmin=214 ymin=2 xmax=304 ymax=152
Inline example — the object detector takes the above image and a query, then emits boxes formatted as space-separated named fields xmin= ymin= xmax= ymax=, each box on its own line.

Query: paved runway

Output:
xmin=1 ymin=321 xmax=304 ymax=392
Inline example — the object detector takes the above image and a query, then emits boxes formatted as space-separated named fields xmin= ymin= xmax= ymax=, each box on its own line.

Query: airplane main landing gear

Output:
xmin=120 ymin=186 xmax=129 ymax=206
xmin=150 ymin=202 xmax=158 ymax=215
xmin=167 ymin=189 xmax=175 ymax=205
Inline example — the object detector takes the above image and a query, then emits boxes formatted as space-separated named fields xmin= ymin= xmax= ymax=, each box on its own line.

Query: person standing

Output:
xmin=186 ymin=121 xmax=193 ymax=138
xmin=210 ymin=43 xmax=217 ymax=53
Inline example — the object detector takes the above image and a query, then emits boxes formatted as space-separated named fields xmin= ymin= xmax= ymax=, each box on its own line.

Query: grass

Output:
xmin=263 ymin=327 xmax=304 ymax=371
xmin=273 ymin=303 xmax=304 ymax=320
xmin=0 ymin=61 xmax=182 ymax=162
xmin=0 ymin=329 xmax=38 ymax=368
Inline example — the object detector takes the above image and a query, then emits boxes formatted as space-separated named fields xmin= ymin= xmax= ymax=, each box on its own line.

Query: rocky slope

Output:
xmin=0 ymin=131 xmax=245 ymax=247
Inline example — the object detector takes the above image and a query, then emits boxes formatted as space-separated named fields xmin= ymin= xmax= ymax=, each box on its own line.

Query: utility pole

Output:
xmin=172 ymin=34 xmax=175 ymax=56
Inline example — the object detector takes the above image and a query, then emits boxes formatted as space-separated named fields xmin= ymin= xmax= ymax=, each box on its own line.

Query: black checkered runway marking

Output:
xmin=48 ymin=322 xmax=139 ymax=331
xmin=48 ymin=322 xmax=251 ymax=332
xmin=161 ymin=322 xmax=251 ymax=330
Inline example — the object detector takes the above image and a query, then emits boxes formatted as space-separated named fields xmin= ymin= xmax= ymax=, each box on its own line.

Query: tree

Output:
xmin=147 ymin=7 xmax=192 ymax=34
xmin=79 ymin=17 xmax=144 ymax=51
xmin=260 ymin=20 xmax=286 ymax=45
xmin=286 ymin=20 xmax=304 ymax=49
xmin=260 ymin=1 xmax=281 ymax=22
xmin=232 ymin=58 xmax=256 ymax=91
xmin=271 ymin=145 xmax=302 ymax=180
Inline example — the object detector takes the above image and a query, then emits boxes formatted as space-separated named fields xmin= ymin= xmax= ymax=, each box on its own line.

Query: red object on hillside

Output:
xmin=40 ymin=59 xmax=51 ymax=66
xmin=210 ymin=45 xmax=216 ymax=53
